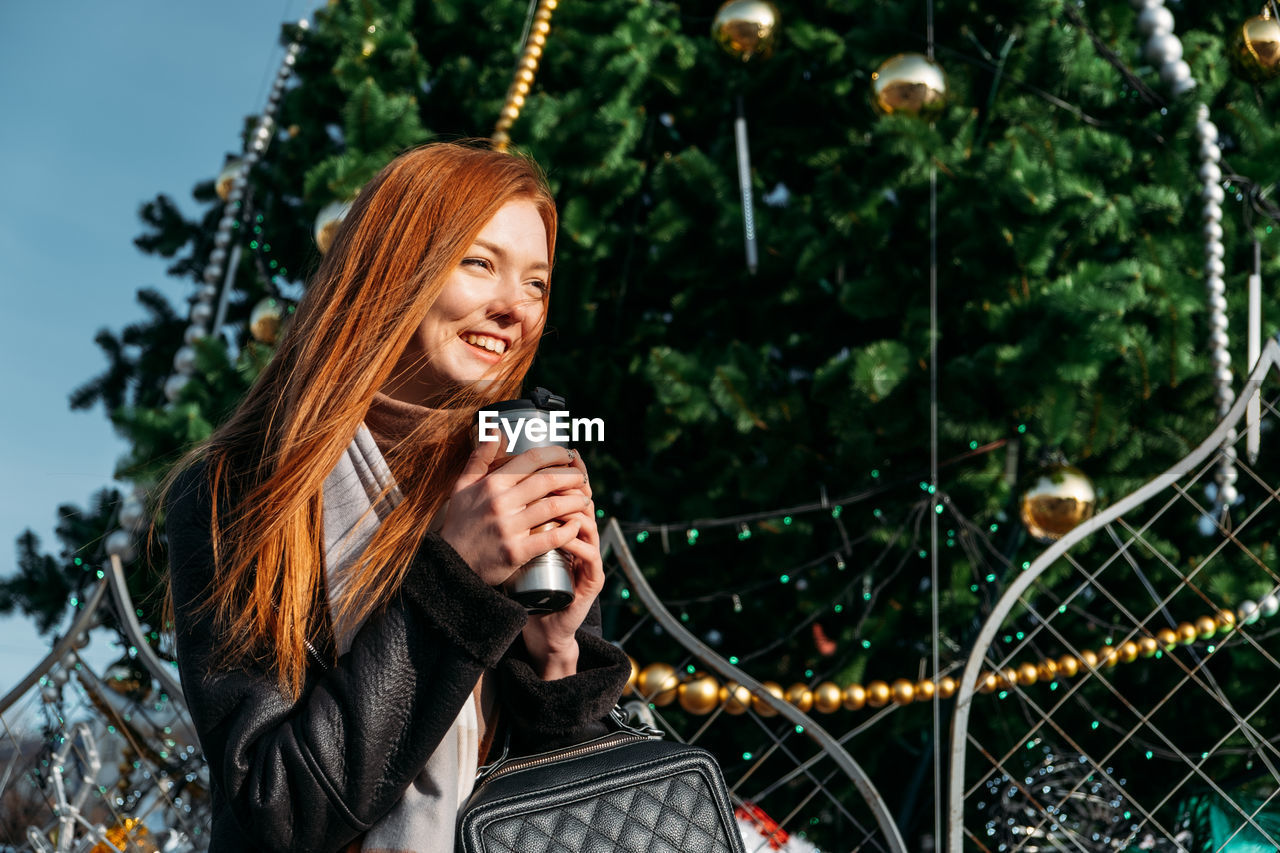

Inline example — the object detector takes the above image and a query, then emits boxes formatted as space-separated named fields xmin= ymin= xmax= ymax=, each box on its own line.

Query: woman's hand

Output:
xmin=521 ymin=489 xmax=603 ymax=680
xmin=439 ymin=438 xmax=591 ymax=589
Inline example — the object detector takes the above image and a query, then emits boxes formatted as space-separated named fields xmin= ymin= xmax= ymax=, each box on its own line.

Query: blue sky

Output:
xmin=0 ymin=3 xmax=308 ymax=697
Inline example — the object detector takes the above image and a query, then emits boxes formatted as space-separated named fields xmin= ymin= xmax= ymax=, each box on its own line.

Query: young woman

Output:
xmin=164 ymin=143 xmax=629 ymax=852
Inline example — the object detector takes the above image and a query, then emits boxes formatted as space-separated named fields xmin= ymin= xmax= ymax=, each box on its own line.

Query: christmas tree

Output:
xmin=6 ymin=0 xmax=1280 ymax=848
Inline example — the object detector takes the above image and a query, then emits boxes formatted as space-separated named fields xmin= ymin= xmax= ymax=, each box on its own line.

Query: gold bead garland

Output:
xmin=628 ymin=606 xmax=1245 ymax=715
xmin=492 ymin=0 xmax=558 ymax=151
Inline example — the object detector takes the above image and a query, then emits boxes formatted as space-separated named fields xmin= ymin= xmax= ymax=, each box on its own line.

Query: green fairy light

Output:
xmin=783 ymin=516 xmax=792 ymax=525
xmin=830 ymin=505 xmax=843 ymax=518
xmin=836 ymin=558 xmax=846 ymax=570
xmin=96 ymin=570 xmax=104 ymax=579
xmin=686 ymin=528 xmax=699 ymax=543
xmin=680 ymin=612 xmax=690 ymax=622
xmin=804 ymin=669 xmax=813 ymax=678
xmin=1058 ymin=604 xmax=1067 ymax=613
xmin=70 ymin=597 xmax=79 ymax=607
xmin=1021 ymin=561 xmax=1030 ymax=570
xmin=1015 ymin=631 xmax=1024 ymax=640
xmin=970 ymin=585 xmax=979 ymax=592
xmin=742 ymin=751 xmax=753 ymax=760
xmin=729 ymin=656 xmax=739 ymax=665
xmin=1207 ymin=644 xmax=1216 ymax=653
xmin=252 ymin=225 xmax=263 ymax=235
xmin=596 ymin=509 xmax=604 ymax=518
xmin=1003 ymin=635 xmax=1013 ymax=643
xmin=918 ymin=549 xmax=927 ymax=558
xmin=1026 ymin=740 xmax=1036 ymax=749
xmin=249 ymin=240 xmax=259 ymax=249
xmin=73 ymin=557 xmax=82 ymax=566
xmin=779 ymin=574 xmax=790 ymax=584
xmin=872 ymin=508 xmax=882 ymax=518
xmin=1091 ymin=721 xmax=1100 ymax=730
xmin=861 ymin=639 xmax=871 ymax=649
xmin=970 ymin=440 xmax=979 ymax=450
xmin=871 ymin=469 xmax=880 ymax=478
xmin=794 ymin=725 xmax=804 ymax=734
xmin=620 ymin=588 xmax=631 ymax=599
xmin=989 ymin=523 xmax=998 ymax=533
xmin=935 ymin=504 xmax=944 ymax=514
xmin=1049 ymin=681 xmax=1059 ymax=690
xmin=1145 ymin=751 xmax=1153 ymax=759
xmin=636 ymin=531 xmax=649 ymax=543
xmin=1017 ymin=424 xmax=1027 ymax=433
xmin=686 ymin=664 xmax=696 ymax=674
xmin=255 ymin=214 xmax=264 ymax=223
xmin=263 ymin=243 xmax=271 ymax=252
xmin=834 ymin=604 xmax=843 ymax=613
xmin=998 ymin=690 xmax=1008 ymax=699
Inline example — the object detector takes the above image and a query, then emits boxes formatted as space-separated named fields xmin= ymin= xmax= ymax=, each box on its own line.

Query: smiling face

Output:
xmin=385 ymin=198 xmax=551 ymax=406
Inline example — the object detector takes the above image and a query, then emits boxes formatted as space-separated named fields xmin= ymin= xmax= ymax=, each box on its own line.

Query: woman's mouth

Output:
xmin=461 ymin=333 xmax=508 ymax=360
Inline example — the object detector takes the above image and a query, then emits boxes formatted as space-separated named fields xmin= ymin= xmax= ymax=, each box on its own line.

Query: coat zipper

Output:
xmin=304 ymin=638 xmax=331 ymax=673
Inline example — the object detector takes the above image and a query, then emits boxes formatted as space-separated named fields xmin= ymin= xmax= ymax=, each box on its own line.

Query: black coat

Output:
xmin=166 ymin=462 xmax=630 ymax=852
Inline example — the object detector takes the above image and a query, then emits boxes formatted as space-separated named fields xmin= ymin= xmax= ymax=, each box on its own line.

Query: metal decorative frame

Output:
xmin=947 ymin=337 xmax=1280 ymax=851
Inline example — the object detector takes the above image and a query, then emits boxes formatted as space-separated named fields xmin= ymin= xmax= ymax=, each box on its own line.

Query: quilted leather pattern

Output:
xmin=478 ymin=770 xmax=736 ymax=853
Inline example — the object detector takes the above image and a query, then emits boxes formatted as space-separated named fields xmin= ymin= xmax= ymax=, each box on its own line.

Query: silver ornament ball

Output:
xmin=1260 ymin=594 xmax=1280 ymax=618
xmin=118 ymin=497 xmax=146 ymax=531
xmin=1206 ymin=257 xmax=1226 ymax=278
xmin=1209 ymin=294 xmax=1228 ymax=313
xmin=1206 ymin=241 xmax=1225 ymax=260
xmin=1145 ymin=33 xmax=1183 ymax=65
xmin=1238 ymin=600 xmax=1260 ymax=625
xmin=105 ymin=528 xmax=138 ymax=562
xmin=1201 ymin=183 xmax=1225 ymax=205
xmin=1137 ymin=6 xmax=1175 ymax=37
xmin=1203 ymin=203 xmax=1223 ymax=223
xmin=197 ymin=284 xmax=217 ymax=301
xmin=1199 ymin=162 xmax=1222 ymax=184
xmin=184 ymin=325 xmax=206 ymax=345
xmin=164 ymin=373 xmax=190 ymax=403
xmin=1209 ymin=313 xmax=1228 ymax=332
xmin=1219 ymin=483 xmax=1239 ymax=505
xmin=1200 ymin=141 xmax=1222 ymax=163
xmin=1203 ymin=221 xmax=1223 ymax=241
xmin=203 ymin=264 xmax=223 ymax=284
xmin=190 ymin=303 xmax=214 ymax=326
xmin=1196 ymin=121 xmax=1219 ymax=146
xmin=173 ymin=346 xmax=198 ymax=375
xmin=1209 ymin=330 xmax=1229 ymax=351
xmin=1211 ymin=349 xmax=1232 ymax=369
xmin=1216 ymin=465 xmax=1239 ymax=485
xmin=1170 ymin=76 xmax=1197 ymax=97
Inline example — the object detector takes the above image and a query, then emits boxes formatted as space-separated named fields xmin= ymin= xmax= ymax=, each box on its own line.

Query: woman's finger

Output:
xmin=514 ymin=494 xmax=591 ymax=531
xmin=453 ymin=432 xmax=501 ymax=493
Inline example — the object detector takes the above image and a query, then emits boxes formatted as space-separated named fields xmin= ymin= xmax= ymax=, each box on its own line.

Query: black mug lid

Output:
xmin=482 ymin=387 xmax=567 ymax=414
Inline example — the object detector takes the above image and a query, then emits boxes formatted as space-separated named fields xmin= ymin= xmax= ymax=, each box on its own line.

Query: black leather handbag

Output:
xmin=456 ymin=709 xmax=746 ymax=853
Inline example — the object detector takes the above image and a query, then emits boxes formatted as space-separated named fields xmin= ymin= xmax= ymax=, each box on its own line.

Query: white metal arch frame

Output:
xmin=946 ymin=338 xmax=1280 ymax=851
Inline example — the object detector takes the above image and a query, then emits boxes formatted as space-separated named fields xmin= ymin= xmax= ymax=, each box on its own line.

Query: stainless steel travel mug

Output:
xmin=481 ymin=389 xmax=575 ymax=614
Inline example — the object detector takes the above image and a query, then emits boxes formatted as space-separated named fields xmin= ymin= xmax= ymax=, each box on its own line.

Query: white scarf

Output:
xmin=322 ymin=424 xmax=477 ymax=853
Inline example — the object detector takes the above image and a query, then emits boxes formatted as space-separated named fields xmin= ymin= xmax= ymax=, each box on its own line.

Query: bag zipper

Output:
xmin=476 ymin=730 xmax=658 ymax=786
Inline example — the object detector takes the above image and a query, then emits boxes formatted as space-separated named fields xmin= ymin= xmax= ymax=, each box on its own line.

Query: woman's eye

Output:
xmin=526 ymin=279 xmax=550 ymax=294
xmin=462 ymin=257 xmax=493 ymax=271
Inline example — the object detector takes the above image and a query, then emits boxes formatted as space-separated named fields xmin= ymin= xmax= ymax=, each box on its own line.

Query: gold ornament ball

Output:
xmin=812 ymin=681 xmax=843 ymax=714
xmin=1000 ymin=667 xmax=1019 ymax=689
xmin=871 ymin=53 xmax=948 ymax=119
xmin=215 ymin=159 xmax=242 ymax=202
xmin=637 ymin=662 xmax=680 ymax=706
xmin=1017 ymin=663 xmax=1039 ymax=686
xmin=678 ymin=673 xmax=721 ymax=715
xmin=785 ymin=682 xmax=814 ymax=712
xmin=1138 ymin=636 xmax=1159 ymax=658
xmin=626 ymin=656 xmax=639 ymax=693
xmin=1036 ymin=659 xmax=1058 ymax=683
xmin=721 ymin=681 xmax=753 ymax=715
xmin=1099 ymin=646 xmax=1120 ymax=669
xmin=1196 ymin=615 xmax=1218 ymax=639
xmin=249 ymin=297 xmax=285 ymax=344
xmin=915 ymin=679 xmax=936 ymax=702
xmin=890 ymin=678 xmax=915 ymax=706
xmin=1079 ymin=649 xmax=1099 ymax=670
xmin=1157 ymin=628 xmax=1179 ymax=649
xmin=1119 ymin=641 xmax=1140 ymax=664
xmin=1233 ymin=10 xmax=1280 ymax=84
xmin=1177 ymin=621 xmax=1199 ymax=644
xmin=104 ymin=655 xmax=151 ymax=702
xmin=1216 ymin=609 xmax=1237 ymax=631
xmin=1056 ymin=655 xmax=1079 ymax=679
xmin=866 ymin=680 xmax=892 ymax=707
xmin=1019 ymin=464 xmax=1097 ymax=543
xmin=977 ymin=672 xmax=1000 ymax=694
xmin=314 ymin=199 xmax=352 ymax=255
xmin=712 ymin=0 xmax=780 ymax=63
xmin=752 ymin=681 xmax=785 ymax=716
xmin=937 ymin=676 xmax=958 ymax=699
xmin=842 ymin=683 xmax=867 ymax=711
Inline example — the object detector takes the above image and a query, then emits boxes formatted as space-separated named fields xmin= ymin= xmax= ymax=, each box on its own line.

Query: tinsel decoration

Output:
xmin=1132 ymin=0 xmax=1195 ymax=97
xmin=1194 ymin=103 xmax=1238 ymax=523
xmin=492 ymin=0 xmax=557 ymax=151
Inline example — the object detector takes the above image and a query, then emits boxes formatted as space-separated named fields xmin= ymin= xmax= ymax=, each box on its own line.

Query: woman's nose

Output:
xmin=490 ymin=275 xmax=540 ymax=323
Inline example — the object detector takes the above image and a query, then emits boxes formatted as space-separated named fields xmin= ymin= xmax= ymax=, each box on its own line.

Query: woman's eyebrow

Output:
xmin=473 ymin=238 xmax=550 ymax=273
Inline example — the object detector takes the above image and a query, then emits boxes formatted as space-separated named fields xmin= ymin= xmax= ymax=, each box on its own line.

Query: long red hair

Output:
xmin=165 ymin=142 xmax=558 ymax=698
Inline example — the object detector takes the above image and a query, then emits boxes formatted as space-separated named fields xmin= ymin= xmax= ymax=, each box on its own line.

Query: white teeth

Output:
xmin=463 ymin=334 xmax=506 ymax=354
